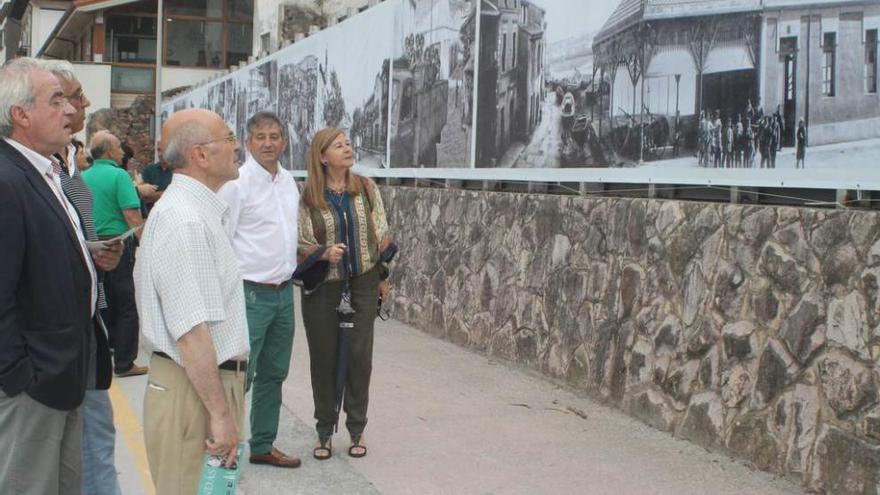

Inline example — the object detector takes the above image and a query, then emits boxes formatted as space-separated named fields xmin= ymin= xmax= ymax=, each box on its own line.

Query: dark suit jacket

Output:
xmin=0 ymin=139 xmax=94 ymax=410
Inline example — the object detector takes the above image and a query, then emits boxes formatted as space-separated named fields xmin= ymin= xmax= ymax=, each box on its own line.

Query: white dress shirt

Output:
xmin=134 ymin=174 xmax=249 ymax=365
xmin=4 ymin=137 xmax=97 ymax=315
xmin=218 ymin=156 xmax=299 ymax=285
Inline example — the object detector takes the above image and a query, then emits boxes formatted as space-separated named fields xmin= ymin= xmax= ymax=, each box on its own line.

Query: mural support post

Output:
xmin=153 ymin=0 xmax=163 ymax=162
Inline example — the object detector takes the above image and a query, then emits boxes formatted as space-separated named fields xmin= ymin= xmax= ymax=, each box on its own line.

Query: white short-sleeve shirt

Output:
xmin=134 ymin=173 xmax=249 ymax=365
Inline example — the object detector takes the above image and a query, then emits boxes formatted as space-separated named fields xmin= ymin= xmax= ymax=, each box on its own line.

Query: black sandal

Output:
xmin=313 ymin=434 xmax=332 ymax=460
xmin=348 ymin=433 xmax=367 ymax=458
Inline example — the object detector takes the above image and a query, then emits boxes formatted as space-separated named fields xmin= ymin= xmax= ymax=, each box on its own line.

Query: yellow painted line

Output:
xmin=108 ymin=382 xmax=155 ymax=495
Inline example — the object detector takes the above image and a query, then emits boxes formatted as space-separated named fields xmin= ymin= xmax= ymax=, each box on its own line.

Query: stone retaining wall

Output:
xmin=382 ymin=186 xmax=880 ymax=494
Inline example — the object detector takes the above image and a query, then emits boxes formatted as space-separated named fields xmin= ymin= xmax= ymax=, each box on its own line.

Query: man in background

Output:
xmin=83 ymin=130 xmax=148 ymax=377
xmin=42 ymin=59 xmax=125 ymax=495
xmin=139 ymin=147 xmax=172 ymax=216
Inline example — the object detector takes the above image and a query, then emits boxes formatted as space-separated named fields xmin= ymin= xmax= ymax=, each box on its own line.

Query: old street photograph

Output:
xmin=477 ymin=0 xmax=880 ymax=174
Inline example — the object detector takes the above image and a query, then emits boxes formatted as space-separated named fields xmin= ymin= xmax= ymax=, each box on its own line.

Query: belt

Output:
xmin=244 ymin=279 xmax=292 ymax=290
xmin=154 ymin=351 xmax=247 ymax=373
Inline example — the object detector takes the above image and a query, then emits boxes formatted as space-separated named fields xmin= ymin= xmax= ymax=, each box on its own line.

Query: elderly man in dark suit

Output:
xmin=0 ymin=57 xmax=96 ymax=494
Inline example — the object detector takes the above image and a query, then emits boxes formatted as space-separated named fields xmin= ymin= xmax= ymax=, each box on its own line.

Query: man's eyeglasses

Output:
xmin=66 ymin=90 xmax=86 ymax=106
xmin=196 ymin=133 xmax=237 ymax=146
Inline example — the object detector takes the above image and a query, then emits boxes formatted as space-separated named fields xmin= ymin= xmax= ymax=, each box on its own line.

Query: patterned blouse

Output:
xmin=296 ymin=176 xmax=394 ymax=288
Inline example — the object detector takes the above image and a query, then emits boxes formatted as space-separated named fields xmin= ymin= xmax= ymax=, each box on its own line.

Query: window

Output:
xmin=228 ymin=0 xmax=253 ymax=18
xmin=166 ymin=20 xmax=224 ymax=67
xmin=260 ymin=32 xmax=270 ymax=54
xmin=166 ymin=0 xmax=223 ymax=17
xmin=106 ymin=15 xmax=157 ymax=63
xmin=227 ymin=22 xmax=251 ymax=67
xmin=111 ymin=65 xmax=154 ymax=92
xmin=867 ymin=29 xmax=878 ymax=94
xmin=501 ymin=32 xmax=507 ymax=72
xmin=164 ymin=0 xmax=253 ymax=69
xmin=822 ymin=32 xmax=836 ymax=96
xmin=512 ymin=31 xmax=517 ymax=67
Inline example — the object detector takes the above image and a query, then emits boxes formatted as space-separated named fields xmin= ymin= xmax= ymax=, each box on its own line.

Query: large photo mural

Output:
xmin=390 ymin=0 xmax=477 ymax=168
xmin=163 ymin=0 xmax=880 ymax=188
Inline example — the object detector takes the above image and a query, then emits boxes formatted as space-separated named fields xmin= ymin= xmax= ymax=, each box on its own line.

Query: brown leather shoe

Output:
xmin=115 ymin=364 xmax=148 ymax=377
xmin=249 ymin=447 xmax=302 ymax=468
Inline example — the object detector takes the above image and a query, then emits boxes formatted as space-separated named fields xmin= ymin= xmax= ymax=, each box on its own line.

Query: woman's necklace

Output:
xmin=327 ymin=179 xmax=346 ymax=194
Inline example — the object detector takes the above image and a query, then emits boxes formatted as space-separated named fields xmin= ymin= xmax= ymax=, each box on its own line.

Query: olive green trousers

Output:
xmin=301 ymin=266 xmax=379 ymax=437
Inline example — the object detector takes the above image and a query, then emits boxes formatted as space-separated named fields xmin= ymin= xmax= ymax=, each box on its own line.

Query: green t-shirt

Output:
xmin=82 ymin=159 xmax=141 ymax=236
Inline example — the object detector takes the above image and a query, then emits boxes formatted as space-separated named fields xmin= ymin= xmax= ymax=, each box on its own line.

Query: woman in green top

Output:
xmin=295 ymin=127 xmax=396 ymax=460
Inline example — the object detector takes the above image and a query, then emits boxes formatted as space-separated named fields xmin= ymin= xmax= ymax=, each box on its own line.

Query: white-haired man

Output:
xmin=0 ymin=57 xmax=93 ymax=494
xmin=41 ymin=58 xmax=125 ymax=495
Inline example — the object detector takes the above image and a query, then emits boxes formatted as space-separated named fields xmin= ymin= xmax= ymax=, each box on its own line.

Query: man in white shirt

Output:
xmin=134 ymin=108 xmax=249 ymax=495
xmin=219 ymin=111 xmax=301 ymax=468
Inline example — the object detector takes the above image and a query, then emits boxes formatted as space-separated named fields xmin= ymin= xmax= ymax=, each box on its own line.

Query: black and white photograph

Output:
xmin=389 ymin=0 xmax=477 ymax=168
xmin=475 ymin=0 xmax=880 ymax=179
xmin=272 ymin=1 xmax=395 ymax=170
xmin=161 ymin=0 xmax=880 ymax=185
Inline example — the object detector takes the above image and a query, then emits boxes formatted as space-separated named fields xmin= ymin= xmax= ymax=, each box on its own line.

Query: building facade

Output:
xmin=255 ymin=0 xmax=382 ymax=57
xmin=593 ymin=0 xmax=880 ymax=149
xmin=761 ymin=0 xmax=880 ymax=146
xmin=476 ymin=0 xmax=546 ymax=166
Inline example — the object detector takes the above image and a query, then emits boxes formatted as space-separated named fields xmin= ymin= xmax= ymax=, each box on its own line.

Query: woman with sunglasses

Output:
xmin=294 ymin=127 xmax=396 ymax=460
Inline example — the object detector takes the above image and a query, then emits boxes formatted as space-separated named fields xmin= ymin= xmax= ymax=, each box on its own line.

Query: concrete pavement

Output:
xmin=112 ymin=307 xmax=806 ymax=494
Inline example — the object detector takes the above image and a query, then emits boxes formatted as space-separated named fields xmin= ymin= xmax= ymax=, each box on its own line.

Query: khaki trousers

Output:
xmin=143 ymin=354 xmax=245 ymax=495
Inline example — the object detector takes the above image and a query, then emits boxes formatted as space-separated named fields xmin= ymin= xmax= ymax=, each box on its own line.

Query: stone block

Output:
xmin=751 ymin=282 xmax=779 ymax=325
xmin=870 ymin=238 xmax=880 ymax=266
xmin=759 ymin=242 xmax=809 ymax=294
xmin=618 ymin=264 xmax=643 ymax=321
xmin=677 ymin=391 xmax=724 ymax=448
xmin=726 ymin=413 xmax=782 ymax=472
xmin=681 ymin=263 xmax=706 ymax=327
xmin=684 ymin=315 xmax=717 ymax=359
xmin=661 ymin=359 xmax=701 ymax=404
xmin=822 ymin=244 xmax=859 ymax=288
xmin=775 ymin=384 xmax=820 ymax=475
xmin=740 ymin=207 xmax=777 ymax=253
xmin=810 ymin=212 xmax=850 ymax=255
xmin=625 ymin=388 xmax=680 ymax=432
xmin=827 ymin=292 xmax=870 ymax=360
xmin=779 ymin=298 xmax=824 ymax=364
xmin=655 ymin=201 xmax=684 ymax=235
xmin=712 ymin=261 xmax=746 ymax=318
xmin=751 ymin=339 xmax=799 ymax=411
xmin=626 ymin=337 xmax=653 ymax=388
xmin=652 ymin=315 xmax=681 ymax=357
xmin=721 ymin=321 xmax=758 ymax=361
xmin=721 ymin=364 xmax=752 ymax=408
xmin=811 ymin=426 xmax=880 ymax=495
xmin=817 ymin=349 xmax=878 ymax=419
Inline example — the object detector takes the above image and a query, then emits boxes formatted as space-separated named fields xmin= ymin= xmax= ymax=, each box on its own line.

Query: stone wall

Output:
xmin=86 ymin=95 xmax=155 ymax=169
xmin=382 ymin=186 xmax=880 ymax=494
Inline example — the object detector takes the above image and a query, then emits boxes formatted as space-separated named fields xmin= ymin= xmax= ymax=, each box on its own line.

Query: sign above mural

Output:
xmin=163 ymin=0 xmax=880 ymax=190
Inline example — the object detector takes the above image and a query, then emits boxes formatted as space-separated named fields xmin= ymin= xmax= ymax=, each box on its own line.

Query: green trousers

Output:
xmin=243 ymin=281 xmax=294 ymax=455
xmin=301 ymin=266 xmax=379 ymax=438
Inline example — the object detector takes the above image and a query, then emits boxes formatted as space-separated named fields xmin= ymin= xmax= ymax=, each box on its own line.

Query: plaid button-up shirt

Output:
xmin=134 ymin=173 xmax=249 ymax=365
